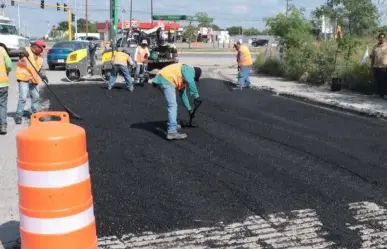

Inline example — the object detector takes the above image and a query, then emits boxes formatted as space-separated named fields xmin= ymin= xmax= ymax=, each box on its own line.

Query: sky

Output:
xmin=3 ymin=0 xmax=387 ymax=37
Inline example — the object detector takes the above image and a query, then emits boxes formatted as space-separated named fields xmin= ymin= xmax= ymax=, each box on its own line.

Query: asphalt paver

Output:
xmin=42 ymin=78 xmax=387 ymax=248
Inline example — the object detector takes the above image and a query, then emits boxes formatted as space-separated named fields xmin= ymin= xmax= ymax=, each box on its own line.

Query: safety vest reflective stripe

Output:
xmin=16 ymin=47 xmax=43 ymax=84
xmin=136 ymin=47 xmax=148 ymax=63
xmin=113 ymin=52 xmax=129 ymax=66
xmin=159 ymin=63 xmax=185 ymax=90
xmin=0 ymin=47 xmax=8 ymax=82
xmin=239 ymin=45 xmax=253 ymax=66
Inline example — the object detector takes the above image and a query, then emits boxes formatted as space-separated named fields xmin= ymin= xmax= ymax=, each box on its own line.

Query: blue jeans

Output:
xmin=159 ymin=84 xmax=178 ymax=133
xmin=0 ymin=86 xmax=8 ymax=125
xmin=16 ymin=82 xmax=39 ymax=118
xmin=135 ymin=64 xmax=147 ymax=83
xmin=236 ymin=66 xmax=252 ymax=88
xmin=108 ymin=64 xmax=133 ymax=89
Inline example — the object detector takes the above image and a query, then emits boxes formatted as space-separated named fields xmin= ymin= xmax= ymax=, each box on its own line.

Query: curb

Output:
xmin=217 ymin=70 xmax=387 ymax=120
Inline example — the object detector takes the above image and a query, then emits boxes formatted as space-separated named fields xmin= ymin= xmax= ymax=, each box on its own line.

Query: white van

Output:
xmin=0 ymin=15 xmax=30 ymax=57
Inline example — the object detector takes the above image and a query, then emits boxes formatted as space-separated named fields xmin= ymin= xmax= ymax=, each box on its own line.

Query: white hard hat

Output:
xmin=141 ymin=40 xmax=148 ymax=45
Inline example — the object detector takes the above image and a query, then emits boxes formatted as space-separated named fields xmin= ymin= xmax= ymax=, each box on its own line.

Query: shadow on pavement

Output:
xmin=0 ymin=221 xmax=20 ymax=249
xmin=130 ymin=121 xmax=168 ymax=140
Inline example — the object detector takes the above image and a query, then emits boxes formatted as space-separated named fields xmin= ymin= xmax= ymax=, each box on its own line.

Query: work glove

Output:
xmin=193 ymin=97 xmax=202 ymax=107
xmin=40 ymin=74 xmax=48 ymax=83
xmin=18 ymin=49 xmax=29 ymax=59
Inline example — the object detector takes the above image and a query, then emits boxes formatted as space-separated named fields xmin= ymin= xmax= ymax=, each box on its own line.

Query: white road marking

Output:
xmin=98 ymin=208 xmax=337 ymax=248
xmin=348 ymin=201 xmax=387 ymax=249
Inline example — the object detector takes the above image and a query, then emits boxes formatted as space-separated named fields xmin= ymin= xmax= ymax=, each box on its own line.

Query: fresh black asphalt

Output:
xmin=42 ymin=77 xmax=387 ymax=248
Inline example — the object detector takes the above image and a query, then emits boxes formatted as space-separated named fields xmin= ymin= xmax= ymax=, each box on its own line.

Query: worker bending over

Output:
xmin=134 ymin=40 xmax=150 ymax=85
xmin=233 ymin=41 xmax=253 ymax=90
xmin=15 ymin=40 xmax=47 ymax=125
xmin=0 ymin=46 xmax=13 ymax=134
xmin=108 ymin=49 xmax=134 ymax=91
xmin=152 ymin=63 xmax=202 ymax=140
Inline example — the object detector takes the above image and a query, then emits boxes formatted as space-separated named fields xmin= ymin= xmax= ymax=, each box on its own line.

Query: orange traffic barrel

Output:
xmin=16 ymin=112 xmax=97 ymax=249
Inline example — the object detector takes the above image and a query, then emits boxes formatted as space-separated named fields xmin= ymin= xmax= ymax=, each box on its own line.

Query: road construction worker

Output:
xmin=15 ymin=40 xmax=47 ymax=125
xmin=233 ymin=41 xmax=253 ymax=90
xmin=0 ymin=46 xmax=13 ymax=134
xmin=134 ymin=39 xmax=150 ymax=84
xmin=108 ymin=48 xmax=135 ymax=91
xmin=152 ymin=63 xmax=202 ymax=140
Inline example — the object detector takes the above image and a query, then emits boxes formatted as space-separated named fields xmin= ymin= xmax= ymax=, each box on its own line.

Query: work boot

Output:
xmin=167 ymin=131 xmax=187 ymax=140
xmin=0 ymin=125 xmax=6 ymax=135
xmin=14 ymin=116 xmax=22 ymax=125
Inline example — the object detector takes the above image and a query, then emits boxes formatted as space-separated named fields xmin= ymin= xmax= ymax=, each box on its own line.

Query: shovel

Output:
xmin=25 ymin=56 xmax=82 ymax=120
xmin=181 ymin=99 xmax=202 ymax=128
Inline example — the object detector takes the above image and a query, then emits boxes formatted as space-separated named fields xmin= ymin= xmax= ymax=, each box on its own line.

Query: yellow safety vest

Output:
xmin=0 ymin=47 xmax=9 ymax=83
xmin=113 ymin=51 xmax=129 ymax=66
xmin=159 ymin=63 xmax=185 ymax=90
xmin=136 ymin=47 xmax=149 ymax=63
xmin=238 ymin=45 xmax=253 ymax=67
xmin=15 ymin=47 xmax=43 ymax=84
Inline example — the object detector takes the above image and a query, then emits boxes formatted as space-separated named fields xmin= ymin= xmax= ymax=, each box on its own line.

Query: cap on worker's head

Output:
xmin=31 ymin=40 xmax=46 ymax=49
xmin=194 ymin=67 xmax=202 ymax=82
xmin=234 ymin=41 xmax=241 ymax=48
xmin=141 ymin=40 xmax=148 ymax=45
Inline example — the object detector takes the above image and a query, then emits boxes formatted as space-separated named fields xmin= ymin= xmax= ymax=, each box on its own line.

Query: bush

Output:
xmin=256 ymin=57 xmax=283 ymax=76
xmin=341 ymin=63 xmax=374 ymax=94
xmin=307 ymin=40 xmax=338 ymax=85
xmin=282 ymin=43 xmax=313 ymax=81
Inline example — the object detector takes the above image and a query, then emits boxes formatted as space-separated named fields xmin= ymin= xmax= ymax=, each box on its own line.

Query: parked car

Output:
xmin=77 ymin=36 xmax=100 ymax=46
xmin=47 ymin=40 xmax=89 ymax=70
xmin=251 ymin=39 xmax=269 ymax=47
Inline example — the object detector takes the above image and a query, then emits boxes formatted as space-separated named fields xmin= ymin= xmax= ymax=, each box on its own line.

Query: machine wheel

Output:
xmin=101 ymin=69 xmax=111 ymax=82
xmin=49 ymin=65 xmax=55 ymax=70
xmin=65 ymin=69 xmax=81 ymax=82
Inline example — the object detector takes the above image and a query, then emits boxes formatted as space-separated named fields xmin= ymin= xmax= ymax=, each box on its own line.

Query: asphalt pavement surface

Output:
xmin=40 ymin=75 xmax=387 ymax=248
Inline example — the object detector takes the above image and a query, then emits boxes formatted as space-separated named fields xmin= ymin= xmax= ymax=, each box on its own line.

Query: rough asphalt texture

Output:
xmin=42 ymin=75 xmax=387 ymax=248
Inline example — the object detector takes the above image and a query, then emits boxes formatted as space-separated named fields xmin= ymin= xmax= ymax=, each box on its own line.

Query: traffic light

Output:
xmin=63 ymin=3 xmax=67 ymax=12
xmin=57 ymin=2 xmax=59 ymax=10
xmin=11 ymin=1 xmax=15 ymax=6
xmin=71 ymin=13 xmax=75 ymax=22
xmin=40 ymin=0 xmax=44 ymax=9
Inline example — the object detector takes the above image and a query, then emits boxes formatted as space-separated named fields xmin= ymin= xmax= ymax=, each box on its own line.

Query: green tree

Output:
xmin=243 ymin=28 xmax=259 ymax=36
xmin=76 ymin=18 xmax=98 ymax=33
xmin=183 ymin=24 xmax=198 ymax=48
xmin=311 ymin=0 xmax=379 ymax=35
xmin=195 ymin=12 xmax=212 ymax=27
xmin=265 ymin=6 xmax=313 ymax=48
xmin=226 ymin=26 xmax=243 ymax=36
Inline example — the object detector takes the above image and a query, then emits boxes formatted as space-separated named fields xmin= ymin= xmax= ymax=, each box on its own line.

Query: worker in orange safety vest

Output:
xmin=15 ymin=40 xmax=47 ymax=125
xmin=134 ymin=39 xmax=150 ymax=85
xmin=108 ymin=48 xmax=135 ymax=91
xmin=233 ymin=41 xmax=253 ymax=90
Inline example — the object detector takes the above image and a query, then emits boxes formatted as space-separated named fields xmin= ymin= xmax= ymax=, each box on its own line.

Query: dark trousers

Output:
xmin=373 ymin=67 xmax=387 ymax=97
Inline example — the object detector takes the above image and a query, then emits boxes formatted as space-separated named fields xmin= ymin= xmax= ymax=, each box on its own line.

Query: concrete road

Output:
xmin=40 ymin=70 xmax=387 ymax=248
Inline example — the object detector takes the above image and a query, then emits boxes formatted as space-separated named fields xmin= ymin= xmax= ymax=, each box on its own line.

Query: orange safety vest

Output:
xmin=15 ymin=47 xmax=43 ymax=84
xmin=159 ymin=63 xmax=185 ymax=90
xmin=0 ymin=47 xmax=9 ymax=83
xmin=113 ymin=51 xmax=129 ymax=66
xmin=136 ymin=47 xmax=149 ymax=63
xmin=238 ymin=45 xmax=253 ymax=67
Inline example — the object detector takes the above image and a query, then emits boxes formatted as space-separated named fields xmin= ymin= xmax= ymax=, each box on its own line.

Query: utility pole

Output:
xmin=151 ymin=0 xmax=153 ymax=27
xmin=17 ymin=2 xmax=20 ymax=35
xmin=285 ymin=0 xmax=292 ymax=17
xmin=85 ymin=0 xmax=88 ymax=35
xmin=74 ymin=0 xmax=77 ymax=35
xmin=129 ymin=0 xmax=132 ymax=28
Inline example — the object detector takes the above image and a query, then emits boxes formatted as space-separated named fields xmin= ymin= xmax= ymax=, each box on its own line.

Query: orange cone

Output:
xmin=16 ymin=111 xmax=97 ymax=249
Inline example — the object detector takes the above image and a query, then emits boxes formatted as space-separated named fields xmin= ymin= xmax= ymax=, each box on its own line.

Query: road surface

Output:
xmin=41 ymin=71 xmax=387 ymax=248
